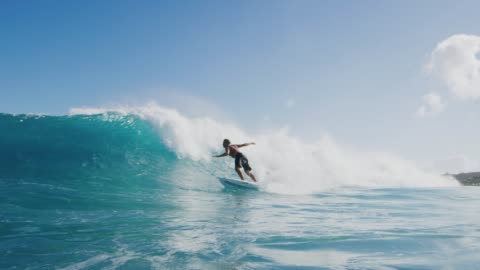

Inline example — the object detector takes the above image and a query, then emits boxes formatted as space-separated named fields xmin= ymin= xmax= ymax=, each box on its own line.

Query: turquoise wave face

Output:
xmin=0 ymin=113 xmax=175 ymax=179
xmin=0 ymin=113 xmax=181 ymax=211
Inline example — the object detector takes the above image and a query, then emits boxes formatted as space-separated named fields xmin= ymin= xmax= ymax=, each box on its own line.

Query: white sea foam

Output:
xmin=70 ymin=102 xmax=458 ymax=194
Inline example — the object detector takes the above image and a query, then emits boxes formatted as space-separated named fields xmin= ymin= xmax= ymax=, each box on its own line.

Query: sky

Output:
xmin=1 ymin=0 xmax=480 ymax=172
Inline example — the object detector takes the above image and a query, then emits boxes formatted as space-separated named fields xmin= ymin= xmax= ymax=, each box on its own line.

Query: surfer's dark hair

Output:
xmin=223 ymin=139 xmax=230 ymax=145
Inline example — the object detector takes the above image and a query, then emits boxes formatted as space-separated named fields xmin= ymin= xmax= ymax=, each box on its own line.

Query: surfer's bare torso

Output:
xmin=226 ymin=145 xmax=241 ymax=158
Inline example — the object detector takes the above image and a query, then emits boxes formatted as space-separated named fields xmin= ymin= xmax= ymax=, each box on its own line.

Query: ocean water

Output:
xmin=1 ymin=108 xmax=479 ymax=270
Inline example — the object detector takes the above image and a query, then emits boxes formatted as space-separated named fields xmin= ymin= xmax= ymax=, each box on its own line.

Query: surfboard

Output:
xmin=218 ymin=177 xmax=259 ymax=190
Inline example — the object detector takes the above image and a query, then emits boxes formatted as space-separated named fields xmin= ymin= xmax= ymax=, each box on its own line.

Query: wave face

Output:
xmin=2 ymin=106 xmax=477 ymax=270
xmin=0 ymin=112 xmax=175 ymax=187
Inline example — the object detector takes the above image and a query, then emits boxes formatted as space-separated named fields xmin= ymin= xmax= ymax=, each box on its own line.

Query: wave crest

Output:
xmin=70 ymin=103 xmax=458 ymax=194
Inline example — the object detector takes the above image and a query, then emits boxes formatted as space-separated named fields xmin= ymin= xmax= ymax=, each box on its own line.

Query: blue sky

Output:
xmin=1 ymin=0 xmax=480 ymax=170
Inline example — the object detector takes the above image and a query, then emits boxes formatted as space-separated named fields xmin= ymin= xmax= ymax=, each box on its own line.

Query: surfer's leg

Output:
xmin=240 ymin=156 xmax=256 ymax=181
xmin=235 ymin=167 xmax=244 ymax=180
xmin=245 ymin=170 xmax=257 ymax=182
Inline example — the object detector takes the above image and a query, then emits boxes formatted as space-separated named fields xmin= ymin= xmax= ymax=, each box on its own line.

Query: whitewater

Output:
xmin=1 ymin=103 xmax=479 ymax=269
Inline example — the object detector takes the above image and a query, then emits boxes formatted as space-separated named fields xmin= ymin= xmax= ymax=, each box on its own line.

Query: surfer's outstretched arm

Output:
xmin=213 ymin=152 xmax=228 ymax=158
xmin=213 ymin=147 xmax=230 ymax=158
xmin=237 ymin=142 xmax=255 ymax=148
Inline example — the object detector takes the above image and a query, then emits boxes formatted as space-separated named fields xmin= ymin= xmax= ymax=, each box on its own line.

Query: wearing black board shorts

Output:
xmin=235 ymin=152 xmax=252 ymax=171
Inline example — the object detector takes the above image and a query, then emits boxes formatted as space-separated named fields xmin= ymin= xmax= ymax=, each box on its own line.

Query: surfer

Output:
xmin=213 ymin=139 xmax=257 ymax=182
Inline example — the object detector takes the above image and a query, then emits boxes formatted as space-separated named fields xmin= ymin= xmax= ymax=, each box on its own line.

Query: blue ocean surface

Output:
xmin=1 ymin=112 xmax=479 ymax=269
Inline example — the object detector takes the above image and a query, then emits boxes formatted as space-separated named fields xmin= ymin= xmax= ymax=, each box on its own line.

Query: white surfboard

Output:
xmin=218 ymin=177 xmax=259 ymax=190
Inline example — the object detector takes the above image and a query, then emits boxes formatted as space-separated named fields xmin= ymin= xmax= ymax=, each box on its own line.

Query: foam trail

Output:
xmin=70 ymin=103 xmax=458 ymax=194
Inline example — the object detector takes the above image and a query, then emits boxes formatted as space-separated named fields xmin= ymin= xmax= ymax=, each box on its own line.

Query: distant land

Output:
xmin=452 ymin=172 xmax=480 ymax=186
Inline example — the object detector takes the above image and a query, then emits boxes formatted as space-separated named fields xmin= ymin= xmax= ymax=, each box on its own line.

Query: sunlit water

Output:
xmin=2 ymin=180 xmax=480 ymax=269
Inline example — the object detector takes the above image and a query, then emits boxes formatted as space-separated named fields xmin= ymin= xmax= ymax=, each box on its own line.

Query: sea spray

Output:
xmin=69 ymin=103 xmax=458 ymax=194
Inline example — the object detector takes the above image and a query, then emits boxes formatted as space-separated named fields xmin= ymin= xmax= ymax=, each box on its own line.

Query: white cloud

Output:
xmin=415 ymin=92 xmax=446 ymax=118
xmin=425 ymin=34 xmax=480 ymax=100
xmin=285 ymin=98 xmax=296 ymax=108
